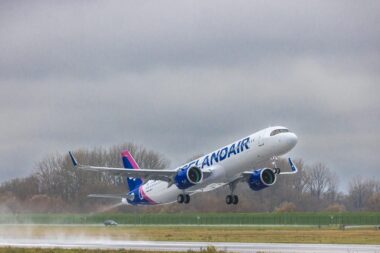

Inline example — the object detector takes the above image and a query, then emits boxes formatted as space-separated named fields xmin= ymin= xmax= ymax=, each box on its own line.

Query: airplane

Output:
xmin=68 ymin=126 xmax=298 ymax=205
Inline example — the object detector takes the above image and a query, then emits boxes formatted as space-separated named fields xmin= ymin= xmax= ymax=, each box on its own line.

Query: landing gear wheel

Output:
xmin=184 ymin=194 xmax=190 ymax=204
xmin=177 ymin=194 xmax=184 ymax=204
xmin=226 ymin=195 xmax=233 ymax=205
xmin=233 ymin=195 xmax=239 ymax=205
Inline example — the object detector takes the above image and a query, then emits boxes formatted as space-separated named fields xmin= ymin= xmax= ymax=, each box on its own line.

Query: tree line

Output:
xmin=0 ymin=143 xmax=379 ymax=213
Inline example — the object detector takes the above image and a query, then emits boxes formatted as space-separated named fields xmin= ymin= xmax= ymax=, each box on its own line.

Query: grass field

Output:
xmin=0 ymin=248 xmax=220 ymax=253
xmin=1 ymin=212 xmax=380 ymax=226
xmin=0 ymin=224 xmax=379 ymax=244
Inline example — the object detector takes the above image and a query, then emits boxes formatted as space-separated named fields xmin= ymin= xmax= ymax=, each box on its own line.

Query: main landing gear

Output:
xmin=226 ymin=181 xmax=239 ymax=205
xmin=226 ymin=194 xmax=239 ymax=205
xmin=177 ymin=193 xmax=190 ymax=204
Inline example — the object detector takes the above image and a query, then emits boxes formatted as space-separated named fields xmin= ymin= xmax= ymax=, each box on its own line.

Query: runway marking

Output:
xmin=1 ymin=239 xmax=380 ymax=253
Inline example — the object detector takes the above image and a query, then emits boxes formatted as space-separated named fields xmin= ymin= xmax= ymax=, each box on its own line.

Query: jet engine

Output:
xmin=248 ymin=168 xmax=276 ymax=191
xmin=174 ymin=166 xmax=203 ymax=189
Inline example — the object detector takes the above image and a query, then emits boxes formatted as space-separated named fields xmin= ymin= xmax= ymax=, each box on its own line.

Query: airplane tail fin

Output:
xmin=121 ymin=150 xmax=142 ymax=191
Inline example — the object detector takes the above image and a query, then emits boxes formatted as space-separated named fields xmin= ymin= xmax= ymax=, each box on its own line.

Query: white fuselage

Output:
xmin=137 ymin=126 xmax=297 ymax=204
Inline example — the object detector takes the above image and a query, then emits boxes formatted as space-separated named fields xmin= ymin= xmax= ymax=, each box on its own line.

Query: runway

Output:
xmin=1 ymin=239 xmax=380 ymax=253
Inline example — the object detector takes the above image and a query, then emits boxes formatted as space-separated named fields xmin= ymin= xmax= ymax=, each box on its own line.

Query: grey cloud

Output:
xmin=1 ymin=1 xmax=379 ymax=79
xmin=0 ymin=1 xmax=379 ymax=190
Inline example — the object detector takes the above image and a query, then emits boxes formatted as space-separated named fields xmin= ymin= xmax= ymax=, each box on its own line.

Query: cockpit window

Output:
xmin=270 ymin=128 xmax=289 ymax=136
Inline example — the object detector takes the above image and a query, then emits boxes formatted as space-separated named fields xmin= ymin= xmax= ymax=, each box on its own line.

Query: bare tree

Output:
xmin=0 ymin=176 xmax=39 ymax=200
xmin=366 ymin=192 xmax=380 ymax=211
xmin=3 ymin=143 xmax=380 ymax=213
xmin=33 ymin=143 xmax=170 ymax=212
xmin=304 ymin=163 xmax=336 ymax=200
xmin=348 ymin=177 xmax=379 ymax=211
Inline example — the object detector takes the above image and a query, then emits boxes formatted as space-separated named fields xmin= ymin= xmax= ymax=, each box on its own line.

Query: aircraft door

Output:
xmin=257 ymin=135 xmax=264 ymax=146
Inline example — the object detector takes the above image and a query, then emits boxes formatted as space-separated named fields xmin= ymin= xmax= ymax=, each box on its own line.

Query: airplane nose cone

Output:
xmin=287 ymin=133 xmax=298 ymax=148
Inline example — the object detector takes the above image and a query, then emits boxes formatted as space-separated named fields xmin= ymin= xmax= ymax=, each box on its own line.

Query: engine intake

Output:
xmin=248 ymin=168 xmax=276 ymax=191
xmin=175 ymin=166 xmax=203 ymax=189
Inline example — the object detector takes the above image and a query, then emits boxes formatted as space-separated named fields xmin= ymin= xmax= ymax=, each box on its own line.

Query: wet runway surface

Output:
xmin=1 ymin=239 xmax=380 ymax=252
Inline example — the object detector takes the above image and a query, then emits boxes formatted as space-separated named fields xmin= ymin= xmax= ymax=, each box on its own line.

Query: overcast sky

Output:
xmin=1 ymin=1 xmax=379 ymax=191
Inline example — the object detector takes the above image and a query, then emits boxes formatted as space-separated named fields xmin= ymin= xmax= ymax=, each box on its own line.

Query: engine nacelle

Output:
xmin=248 ymin=168 xmax=277 ymax=191
xmin=174 ymin=166 xmax=203 ymax=189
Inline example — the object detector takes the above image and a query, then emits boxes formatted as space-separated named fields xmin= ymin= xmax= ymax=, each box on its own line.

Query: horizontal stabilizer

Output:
xmin=88 ymin=194 xmax=126 ymax=199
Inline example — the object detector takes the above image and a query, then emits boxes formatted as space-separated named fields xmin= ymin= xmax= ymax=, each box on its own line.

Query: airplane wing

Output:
xmin=241 ymin=157 xmax=298 ymax=177
xmin=69 ymin=151 xmax=212 ymax=183
xmin=227 ymin=157 xmax=299 ymax=186
xmin=190 ymin=158 xmax=298 ymax=194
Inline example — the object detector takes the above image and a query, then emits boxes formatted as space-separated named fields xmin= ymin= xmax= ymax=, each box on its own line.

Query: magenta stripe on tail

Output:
xmin=122 ymin=150 xmax=140 ymax=170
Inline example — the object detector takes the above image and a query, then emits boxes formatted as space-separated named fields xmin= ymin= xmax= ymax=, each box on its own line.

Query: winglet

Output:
xmin=279 ymin=158 xmax=298 ymax=175
xmin=69 ymin=151 xmax=78 ymax=167
xmin=288 ymin=158 xmax=298 ymax=173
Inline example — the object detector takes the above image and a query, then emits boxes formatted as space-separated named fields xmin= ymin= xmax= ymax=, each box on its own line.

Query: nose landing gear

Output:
xmin=271 ymin=156 xmax=281 ymax=174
